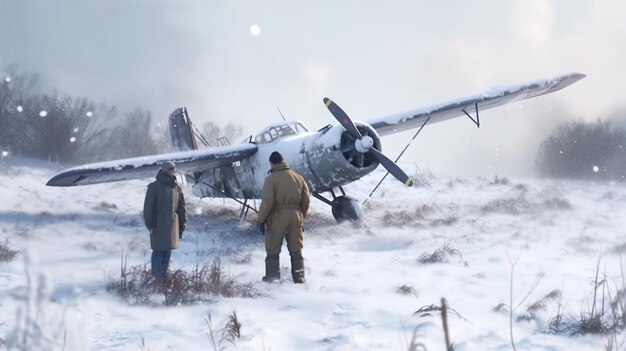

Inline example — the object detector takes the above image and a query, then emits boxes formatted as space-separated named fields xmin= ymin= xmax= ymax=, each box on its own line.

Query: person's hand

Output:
xmin=258 ymin=221 xmax=266 ymax=235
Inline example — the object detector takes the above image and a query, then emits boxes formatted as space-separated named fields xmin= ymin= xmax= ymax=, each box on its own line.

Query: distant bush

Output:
xmin=536 ymin=120 xmax=626 ymax=180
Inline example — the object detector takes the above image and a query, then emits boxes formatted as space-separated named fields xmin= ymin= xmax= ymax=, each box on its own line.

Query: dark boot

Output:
xmin=290 ymin=251 xmax=305 ymax=284
xmin=262 ymin=254 xmax=280 ymax=282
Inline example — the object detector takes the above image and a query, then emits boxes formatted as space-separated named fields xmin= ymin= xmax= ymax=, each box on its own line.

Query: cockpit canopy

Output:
xmin=254 ymin=121 xmax=310 ymax=144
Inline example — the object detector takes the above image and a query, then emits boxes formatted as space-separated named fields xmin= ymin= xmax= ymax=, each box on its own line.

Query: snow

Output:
xmin=1 ymin=161 xmax=625 ymax=350
xmin=39 ymin=111 xmax=47 ymax=117
xmin=16 ymin=106 xmax=22 ymax=112
xmin=250 ymin=25 xmax=261 ymax=36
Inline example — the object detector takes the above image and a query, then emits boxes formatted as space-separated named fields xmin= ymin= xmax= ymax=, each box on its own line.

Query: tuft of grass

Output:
xmin=489 ymin=175 xmax=510 ymax=185
xmin=205 ymin=311 xmax=242 ymax=351
xmin=382 ymin=210 xmax=414 ymax=227
xmin=0 ymin=239 xmax=19 ymax=262
xmin=414 ymin=302 xmax=467 ymax=322
xmin=396 ymin=284 xmax=419 ymax=297
xmin=93 ymin=201 xmax=118 ymax=211
xmin=481 ymin=196 xmax=531 ymax=215
xmin=382 ymin=204 xmax=444 ymax=228
xmin=544 ymin=257 xmax=626 ymax=336
xmin=411 ymin=163 xmax=436 ymax=188
xmin=417 ymin=239 xmax=463 ymax=265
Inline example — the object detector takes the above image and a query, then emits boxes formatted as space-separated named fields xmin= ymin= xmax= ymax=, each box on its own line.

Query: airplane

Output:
xmin=47 ymin=73 xmax=585 ymax=221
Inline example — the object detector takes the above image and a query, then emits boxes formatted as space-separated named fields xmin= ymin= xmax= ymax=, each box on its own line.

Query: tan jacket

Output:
xmin=258 ymin=162 xmax=310 ymax=224
xmin=143 ymin=171 xmax=187 ymax=251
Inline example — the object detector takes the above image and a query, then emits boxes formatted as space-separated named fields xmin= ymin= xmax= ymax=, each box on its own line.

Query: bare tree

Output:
xmin=0 ymin=64 xmax=41 ymax=152
xmin=10 ymin=92 xmax=112 ymax=164
xmin=105 ymin=108 xmax=159 ymax=158
xmin=201 ymin=121 xmax=244 ymax=146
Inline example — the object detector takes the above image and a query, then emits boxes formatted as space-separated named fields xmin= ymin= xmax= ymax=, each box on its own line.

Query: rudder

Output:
xmin=169 ymin=107 xmax=199 ymax=151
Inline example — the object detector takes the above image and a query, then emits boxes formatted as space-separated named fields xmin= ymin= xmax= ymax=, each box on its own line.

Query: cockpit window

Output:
xmin=254 ymin=121 xmax=310 ymax=144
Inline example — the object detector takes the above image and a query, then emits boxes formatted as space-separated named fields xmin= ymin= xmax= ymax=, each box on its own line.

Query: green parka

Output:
xmin=143 ymin=171 xmax=187 ymax=251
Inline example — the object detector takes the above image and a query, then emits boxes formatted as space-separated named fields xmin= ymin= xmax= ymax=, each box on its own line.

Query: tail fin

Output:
xmin=169 ymin=107 xmax=199 ymax=151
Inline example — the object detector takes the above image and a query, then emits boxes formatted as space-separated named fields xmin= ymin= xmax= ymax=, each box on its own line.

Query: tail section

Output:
xmin=169 ymin=107 xmax=199 ymax=151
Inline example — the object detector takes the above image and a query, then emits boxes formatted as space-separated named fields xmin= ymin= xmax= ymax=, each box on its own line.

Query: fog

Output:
xmin=2 ymin=0 xmax=625 ymax=177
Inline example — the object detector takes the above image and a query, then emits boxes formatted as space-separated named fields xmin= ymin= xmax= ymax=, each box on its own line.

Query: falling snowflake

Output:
xmin=16 ymin=105 xmax=23 ymax=112
xmin=39 ymin=110 xmax=48 ymax=117
xmin=86 ymin=111 xmax=93 ymax=117
xmin=250 ymin=24 xmax=261 ymax=36
xmin=70 ymin=137 xmax=76 ymax=143
xmin=4 ymin=77 xmax=10 ymax=82
xmin=195 ymin=208 xmax=202 ymax=215
xmin=73 ymin=128 xmax=79 ymax=133
xmin=559 ymin=150 xmax=563 ymax=154
xmin=1 ymin=151 xmax=7 ymax=157
xmin=593 ymin=165 xmax=599 ymax=173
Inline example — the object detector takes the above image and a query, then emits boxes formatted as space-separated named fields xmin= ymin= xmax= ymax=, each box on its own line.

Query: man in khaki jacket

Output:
xmin=257 ymin=151 xmax=310 ymax=283
xmin=143 ymin=161 xmax=187 ymax=283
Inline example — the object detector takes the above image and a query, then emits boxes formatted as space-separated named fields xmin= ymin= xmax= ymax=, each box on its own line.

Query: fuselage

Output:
xmin=191 ymin=121 xmax=381 ymax=199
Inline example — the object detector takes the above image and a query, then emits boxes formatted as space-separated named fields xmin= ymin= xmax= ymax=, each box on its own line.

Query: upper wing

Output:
xmin=47 ymin=143 xmax=258 ymax=186
xmin=368 ymin=72 xmax=585 ymax=137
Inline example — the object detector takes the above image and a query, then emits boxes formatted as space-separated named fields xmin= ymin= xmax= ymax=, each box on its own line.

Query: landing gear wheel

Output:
xmin=331 ymin=196 xmax=364 ymax=222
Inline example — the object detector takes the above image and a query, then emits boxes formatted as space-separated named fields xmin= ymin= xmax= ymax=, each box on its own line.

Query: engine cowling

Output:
xmin=302 ymin=122 xmax=381 ymax=192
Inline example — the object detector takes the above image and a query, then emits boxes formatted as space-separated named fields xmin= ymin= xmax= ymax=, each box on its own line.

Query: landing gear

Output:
xmin=312 ymin=187 xmax=364 ymax=222
xmin=331 ymin=196 xmax=363 ymax=221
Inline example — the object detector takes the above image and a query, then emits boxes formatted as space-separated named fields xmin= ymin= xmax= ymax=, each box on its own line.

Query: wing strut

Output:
xmin=364 ymin=116 xmax=432 ymax=204
xmin=462 ymin=102 xmax=480 ymax=128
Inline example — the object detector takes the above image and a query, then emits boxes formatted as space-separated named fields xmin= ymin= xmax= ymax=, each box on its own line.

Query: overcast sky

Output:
xmin=2 ymin=0 xmax=625 ymax=177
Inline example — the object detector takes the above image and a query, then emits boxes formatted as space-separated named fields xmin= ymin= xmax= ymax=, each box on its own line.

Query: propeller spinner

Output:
xmin=323 ymin=98 xmax=414 ymax=187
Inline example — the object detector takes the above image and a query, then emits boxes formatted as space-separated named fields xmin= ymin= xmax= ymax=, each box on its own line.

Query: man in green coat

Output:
xmin=143 ymin=161 xmax=187 ymax=283
xmin=257 ymin=151 xmax=310 ymax=283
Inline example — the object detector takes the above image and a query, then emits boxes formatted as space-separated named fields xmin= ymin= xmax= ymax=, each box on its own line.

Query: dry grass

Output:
xmin=205 ymin=311 xmax=241 ymax=351
xmin=106 ymin=250 xmax=260 ymax=306
xmin=396 ymin=284 xmax=418 ymax=297
xmin=548 ymin=260 xmax=626 ymax=335
xmin=482 ymin=194 xmax=571 ymax=215
xmin=0 ymin=239 xmax=19 ymax=262
xmin=382 ymin=204 xmax=444 ymax=227
xmin=417 ymin=239 xmax=464 ymax=265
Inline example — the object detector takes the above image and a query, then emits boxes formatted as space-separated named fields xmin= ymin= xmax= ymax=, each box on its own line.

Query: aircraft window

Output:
xmin=254 ymin=122 xmax=308 ymax=144
xmin=294 ymin=122 xmax=309 ymax=133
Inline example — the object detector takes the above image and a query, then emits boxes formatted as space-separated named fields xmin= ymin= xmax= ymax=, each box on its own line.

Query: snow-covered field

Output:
xmin=1 ymin=160 xmax=625 ymax=350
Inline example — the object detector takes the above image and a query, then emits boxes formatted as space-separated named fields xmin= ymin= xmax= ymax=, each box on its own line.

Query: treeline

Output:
xmin=0 ymin=64 xmax=242 ymax=165
xmin=0 ymin=64 xmax=169 ymax=164
xmin=536 ymin=119 xmax=626 ymax=181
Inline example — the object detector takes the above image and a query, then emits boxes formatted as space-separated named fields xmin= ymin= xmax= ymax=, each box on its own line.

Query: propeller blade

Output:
xmin=369 ymin=148 xmax=413 ymax=186
xmin=323 ymin=98 xmax=363 ymax=139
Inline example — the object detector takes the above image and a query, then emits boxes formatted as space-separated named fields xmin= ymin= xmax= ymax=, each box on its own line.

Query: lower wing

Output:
xmin=47 ymin=143 xmax=258 ymax=186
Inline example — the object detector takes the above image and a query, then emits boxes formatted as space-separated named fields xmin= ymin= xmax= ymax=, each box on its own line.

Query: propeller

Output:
xmin=323 ymin=98 xmax=413 ymax=187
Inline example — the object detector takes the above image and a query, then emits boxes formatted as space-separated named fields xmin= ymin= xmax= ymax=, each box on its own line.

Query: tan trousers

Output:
xmin=265 ymin=208 xmax=304 ymax=255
